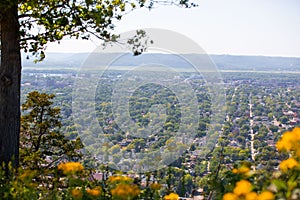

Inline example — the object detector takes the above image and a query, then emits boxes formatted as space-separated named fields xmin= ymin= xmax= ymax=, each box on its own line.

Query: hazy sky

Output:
xmin=47 ymin=0 xmax=300 ymax=57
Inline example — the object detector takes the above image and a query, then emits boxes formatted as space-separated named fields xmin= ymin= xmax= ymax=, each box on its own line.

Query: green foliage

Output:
xmin=1 ymin=0 xmax=195 ymax=61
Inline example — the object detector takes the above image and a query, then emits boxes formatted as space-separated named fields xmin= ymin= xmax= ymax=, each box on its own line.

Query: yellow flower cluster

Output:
xmin=111 ymin=183 xmax=140 ymax=200
xmin=164 ymin=192 xmax=179 ymax=200
xmin=222 ymin=127 xmax=300 ymax=200
xmin=276 ymin=127 xmax=300 ymax=156
xmin=150 ymin=183 xmax=162 ymax=190
xmin=233 ymin=180 xmax=252 ymax=196
xmin=71 ymin=188 xmax=83 ymax=199
xmin=232 ymin=165 xmax=251 ymax=176
xmin=108 ymin=175 xmax=133 ymax=183
xmin=223 ymin=180 xmax=274 ymax=200
xmin=86 ymin=187 xmax=101 ymax=197
xmin=58 ymin=162 xmax=84 ymax=175
xmin=279 ymin=157 xmax=299 ymax=172
xmin=276 ymin=127 xmax=300 ymax=173
xmin=257 ymin=191 xmax=276 ymax=200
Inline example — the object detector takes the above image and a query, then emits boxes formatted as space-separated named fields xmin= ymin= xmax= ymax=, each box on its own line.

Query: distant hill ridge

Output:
xmin=22 ymin=53 xmax=300 ymax=71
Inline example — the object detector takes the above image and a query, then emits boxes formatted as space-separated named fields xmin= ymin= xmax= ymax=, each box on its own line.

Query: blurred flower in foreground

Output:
xmin=222 ymin=127 xmax=300 ymax=200
xmin=223 ymin=192 xmax=238 ymax=200
xmin=233 ymin=180 xmax=252 ymax=196
xmin=246 ymin=192 xmax=258 ymax=200
xmin=108 ymin=175 xmax=133 ymax=183
xmin=279 ymin=157 xmax=299 ymax=173
xmin=276 ymin=127 xmax=300 ymax=156
xmin=223 ymin=180 xmax=274 ymax=200
xmin=150 ymin=183 xmax=162 ymax=190
xmin=86 ymin=187 xmax=101 ymax=197
xmin=258 ymin=191 xmax=275 ymax=200
xmin=58 ymin=162 xmax=84 ymax=175
xmin=111 ymin=183 xmax=140 ymax=200
xmin=71 ymin=188 xmax=83 ymax=199
xmin=164 ymin=192 xmax=179 ymax=200
xmin=232 ymin=165 xmax=251 ymax=177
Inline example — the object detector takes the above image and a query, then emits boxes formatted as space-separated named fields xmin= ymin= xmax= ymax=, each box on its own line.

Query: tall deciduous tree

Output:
xmin=0 ymin=0 xmax=194 ymax=167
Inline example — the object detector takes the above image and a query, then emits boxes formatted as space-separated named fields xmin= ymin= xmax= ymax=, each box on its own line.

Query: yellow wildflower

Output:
xmin=233 ymin=180 xmax=252 ymax=196
xmin=150 ymin=183 xmax=162 ymax=190
xmin=238 ymin=166 xmax=250 ymax=173
xmin=222 ymin=192 xmax=238 ymax=200
xmin=108 ymin=175 xmax=133 ymax=183
xmin=296 ymin=148 xmax=300 ymax=158
xmin=164 ymin=192 xmax=179 ymax=200
xmin=246 ymin=192 xmax=259 ymax=200
xmin=276 ymin=131 xmax=294 ymax=151
xmin=111 ymin=183 xmax=140 ymax=199
xmin=276 ymin=127 xmax=300 ymax=153
xmin=86 ymin=187 xmax=101 ymax=197
xmin=71 ymin=188 xmax=83 ymax=199
xmin=232 ymin=165 xmax=251 ymax=176
xmin=258 ymin=191 xmax=274 ymax=200
xmin=279 ymin=158 xmax=298 ymax=172
xmin=58 ymin=162 xmax=84 ymax=175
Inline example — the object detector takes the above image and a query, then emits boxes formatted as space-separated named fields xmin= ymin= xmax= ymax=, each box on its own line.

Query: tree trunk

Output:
xmin=0 ymin=5 xmax=21 ymax=168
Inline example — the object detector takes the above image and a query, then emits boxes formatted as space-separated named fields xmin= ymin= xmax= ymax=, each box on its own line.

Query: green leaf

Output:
xmin=272 ymin=179 xmax=288 ymax=191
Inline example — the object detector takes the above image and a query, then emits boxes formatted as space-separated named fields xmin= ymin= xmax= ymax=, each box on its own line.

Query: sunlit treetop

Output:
xmin=0 ymin=0 xmax=196 ymax=60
